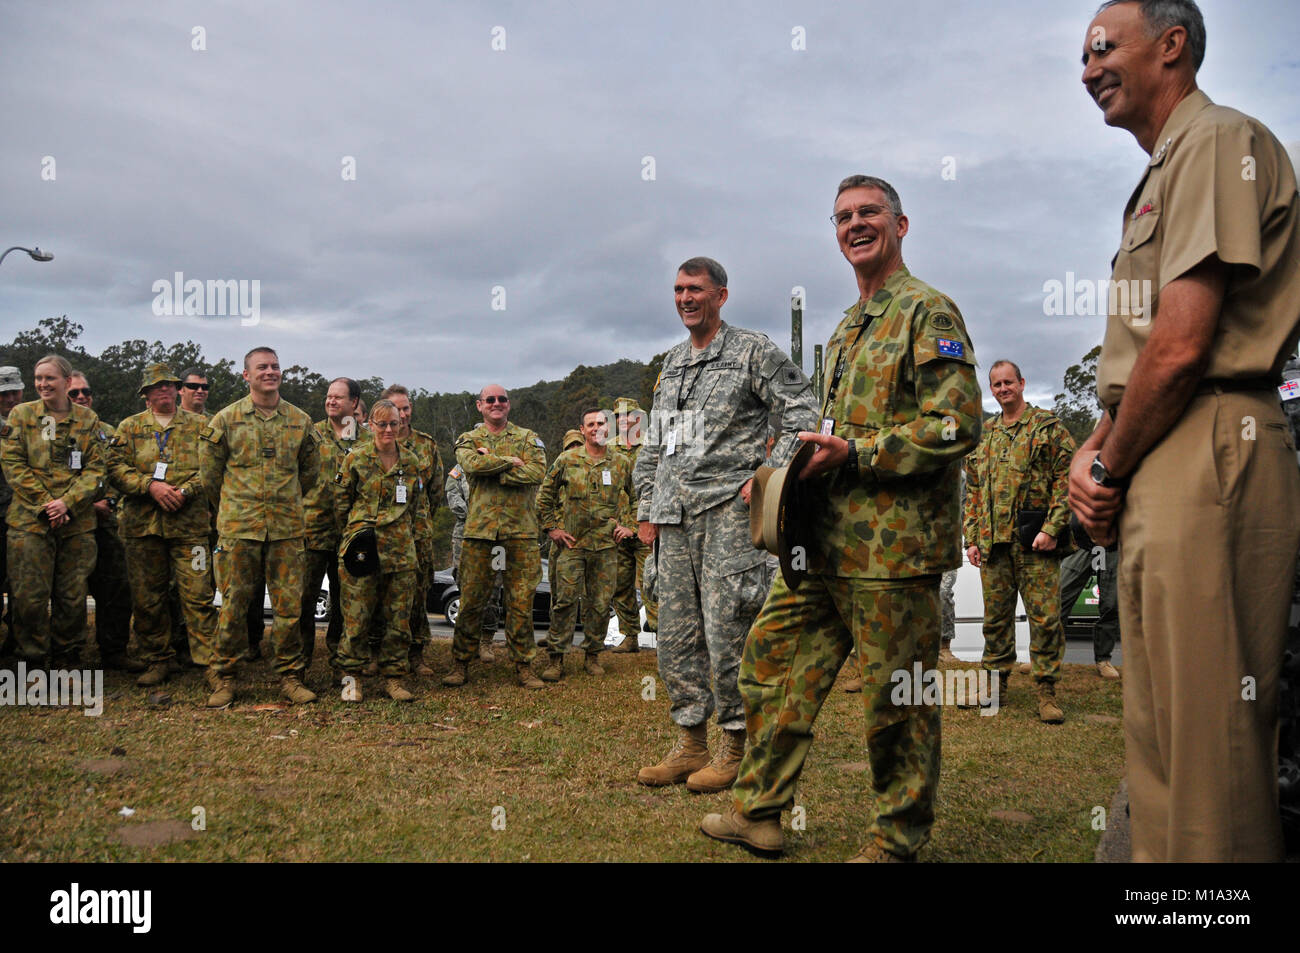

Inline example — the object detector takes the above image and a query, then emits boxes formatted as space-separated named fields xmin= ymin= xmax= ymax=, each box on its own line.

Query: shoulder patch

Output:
xmin=200 ymin=426 xmax=220 ymax=443
xmin=534 ymin=437 xmax=545 ymax=448
xmin=781 ymin=366 xmax=803 ymax=386
xmin=930 ymin=313 xmax=955 ymax=331
xmin=450 ymin=465 xmax=462 ymax=478
xmin=937 ymin=338 xmax=965 ymax=359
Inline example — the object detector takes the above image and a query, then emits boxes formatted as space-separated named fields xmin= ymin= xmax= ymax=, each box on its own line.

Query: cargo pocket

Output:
xmin=717 ymin=549 xmax=771 ymax=621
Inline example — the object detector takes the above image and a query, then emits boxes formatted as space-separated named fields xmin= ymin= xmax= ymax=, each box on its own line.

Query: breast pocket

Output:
xmin=1112 ymin=209 xmax=1159 ymax=322
xmin=278 ymin=425 xmax=307 ymax=471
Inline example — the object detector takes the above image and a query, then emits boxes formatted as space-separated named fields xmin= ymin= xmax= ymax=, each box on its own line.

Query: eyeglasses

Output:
xmin=182 ymin=383 xmax=210 ymax=391
xmin=830 ymin=205 xmax=890 ymax=226
xmin=68 ymin=388 xmax=92 ymax=398
xmin=372 ymin=420 xmax=401 ymax=430
xmin=481 ymin=395 xmax=509 ymax=404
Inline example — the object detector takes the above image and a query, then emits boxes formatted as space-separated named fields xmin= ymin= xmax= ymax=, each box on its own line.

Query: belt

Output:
xmin=1108 ymin=377 xmax=1278 ymax=419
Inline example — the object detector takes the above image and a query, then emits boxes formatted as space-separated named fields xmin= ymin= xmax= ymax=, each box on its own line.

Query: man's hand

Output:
xmin=637 ymin=520 xmax=658 ymax=546
xmin=1067 ymin=447 xmax=1124 ymax=547
xmin=966 ymin=545 xmax=981 ymax=569
xmin=506 ymin=456 xmax=524 ymax=467
xmin=44 ymin=498 xmax=69 ymax=522
xmin=547 ymin=528 xmax=576 ymax=549
xmin=1031 ymin=531 xmax=1057 ymax=553
xmin=148 ymin=480 xmax=186 ymax=512
xmin=476 ymin=446 xmax=489 ymax=455
xmin=796 ymin=431 xmax=849 ymax=479
xmin=739 ymin=478 xmax=753 ymax=506
xmin=93 ymin=499 xmax=112 ymax=518
xmin=613 ymin=523 xmax=634 ymax=542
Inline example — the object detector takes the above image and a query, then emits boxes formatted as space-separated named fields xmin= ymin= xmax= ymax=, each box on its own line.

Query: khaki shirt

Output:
xmin=108 ymin=408 xmax=210 ymax=539
xmin=1098 ymin=90 xmax=1300 ymax=407
xmin=809 ymin=265 xmax=982 ymax=578
xmin=304 ymin=418 xmax=370 ymax=550
xmin=0 ymin=400 xmax=106 ymax=537
xmin=454 ymin=422 xmax=546 ymax=540
xmin=333 ymin=440 xmax=426 ymax=574
xmin=537 ymin=445 xmax=636 ymax=551
xmin=200 ymin=395 xmax=321 ymax=541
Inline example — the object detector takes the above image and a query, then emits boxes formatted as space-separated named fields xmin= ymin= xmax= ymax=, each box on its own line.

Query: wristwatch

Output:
xmin=1089 ymin=453 xmax=1129 ymax=489
xmin=845 ymin=439 xmax=859 ymax=476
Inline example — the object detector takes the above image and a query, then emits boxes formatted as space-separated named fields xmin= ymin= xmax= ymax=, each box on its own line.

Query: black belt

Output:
xmin=1108 ymin=377 xmax=1277 ymax=419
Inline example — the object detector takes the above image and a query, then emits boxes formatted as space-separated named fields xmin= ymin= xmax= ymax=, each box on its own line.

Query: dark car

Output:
xmin=427 ymin=560 xmax=552 ymax=628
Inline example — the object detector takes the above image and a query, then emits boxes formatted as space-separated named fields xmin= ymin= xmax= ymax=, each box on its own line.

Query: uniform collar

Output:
xmin=686 ymin=321 xmax=730 ymax=363
xmin=992 ymin=403 xmax=1040 ymax=431
xmin=846 ymin=264 xmax=912 ymax=324
xmin=1147 ymin=89 xmax=1212 ymax=168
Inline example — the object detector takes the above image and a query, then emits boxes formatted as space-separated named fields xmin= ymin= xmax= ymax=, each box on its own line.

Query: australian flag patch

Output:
xmin=937 ymin=338 xmax=964 ymax=358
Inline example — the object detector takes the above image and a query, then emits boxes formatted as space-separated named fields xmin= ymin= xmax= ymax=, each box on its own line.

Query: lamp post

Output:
xmin=0 ymin=246 xmax=54 ymax=267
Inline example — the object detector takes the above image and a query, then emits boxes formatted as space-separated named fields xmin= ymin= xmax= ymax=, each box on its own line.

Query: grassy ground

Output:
xmin=0 ymin=631 xmax=1123 ymax=862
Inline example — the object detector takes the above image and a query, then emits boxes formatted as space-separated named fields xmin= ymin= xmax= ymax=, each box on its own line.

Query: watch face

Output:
xmin=1090 ymin=456 xmax=1107 ymax=484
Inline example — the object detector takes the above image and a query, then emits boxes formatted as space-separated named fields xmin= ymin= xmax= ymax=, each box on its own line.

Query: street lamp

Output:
xmin=0 ymin=246 xmax=54 ymax=266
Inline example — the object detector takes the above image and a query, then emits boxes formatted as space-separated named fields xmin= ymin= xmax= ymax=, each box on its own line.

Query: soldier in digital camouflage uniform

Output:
xmin=108 ymin=364 xmax=218 ymax=687
xmin=301 ymin=377 xmax=370 ymax=673
xmin=634 ymin=257 xmax=818 ymax=793
xmin=963 ymin=361 xmax=1075 ymax=723
xmin=380 ymin=385 xmax=443 ymax=677
xmin=442 ymin=383 xmax=547 ymax=690
xmin=537 ymin=408 xmax=636 ymax=680
xmin=608 ymin=397 xmax=658 ymax=652
xmin=333 ymin=399 xmax=426 ymax=702
xmin=200 ymin=347 xmax=321 ymax=707
xmin=0 ymin=354 xmax=106 ymax=667
xmin=701 ymin=176 xmax=982 ymax=861
xmin=0 ymin=366 xmax=25 ymax=656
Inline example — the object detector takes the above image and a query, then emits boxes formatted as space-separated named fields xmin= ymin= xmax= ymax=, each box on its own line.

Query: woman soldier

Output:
xmin=0 ymin=354 xmax=106 ymax=667
xmin=332 ymin=399 xmax=427 ymax=701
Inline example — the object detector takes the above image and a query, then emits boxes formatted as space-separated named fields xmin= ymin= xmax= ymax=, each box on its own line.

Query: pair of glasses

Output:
xmin=182 ymin=383 xmax=210 ymax=391
xmin=830 ymin=205 xmax=890 ymax=226
xmin=68 ymin=388 xmax=91 ymax=398
xmin=482 ymin=395 xmax=509 ymax=404
xmin=372 ymin=420 xmax=401 ymax=430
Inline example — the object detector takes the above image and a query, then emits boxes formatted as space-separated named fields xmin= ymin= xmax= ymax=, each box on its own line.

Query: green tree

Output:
xmin=1053 ymin=344 xmax=1102 ymax=443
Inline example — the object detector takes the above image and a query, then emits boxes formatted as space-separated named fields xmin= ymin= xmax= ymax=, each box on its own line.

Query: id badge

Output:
xmin=154 ymin=461 xmax=168 ymax=480
xmin=666 ymin=428 xmax=678 ymax=456
xmin=396 ymin=483 xmax=407 ymax=504
xmin=820 ymin=417 xmax=835 ymax=436
xmin=69 ymin=450 xmax=82 ymax=470
xmin=602 ymin=470 xmax=611 ymax=486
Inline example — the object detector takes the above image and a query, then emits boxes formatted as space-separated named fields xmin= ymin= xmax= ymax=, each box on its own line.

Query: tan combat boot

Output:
xmin=637 ymin=723 xmax=710 ymax=786
xmin=686 ymin=727 xmax=746 ymax=793
xmin=539 ymin=654 xmax=565 ymax=682
xmin=409 ymin=647 xmax=435 ymax=677
xmin=609 ymin=635 xmax=639 ymax=653
xmin=441 ymin=660 xmax=469 ymax=687
xmin=939 ymin=643 xmax=959 ymax=665
xmin=385 ymin=678 xmax=414 ymax=702
xmin=280 ymin=676 xmax=317 ymax=705
xmin=848 ymin=841 xmax=911 ymax=863
xmin=205 ymin=669 xmax=235 ymax=708
xmin=1037 ymin=681 xmax=1064 ymax=724
xmin=136 ymin=661 xmax=172 ymax=688
xmin=1018 ymin=661 xmax=1032 ymax=675
xmin=699 ymin=803 xmax=783 ymax=856
xmin=842 ymin=654 xmax=863 ymax=694
xmin=516 ymin=663 xmax=545 ymax=690
xmin=1097 ymin=660 xmax=1120 ymax=680
xmin=583 ymin=653 xmax=605 ymax=676
xmin=478 ymin=636 xmax=495 ymax=663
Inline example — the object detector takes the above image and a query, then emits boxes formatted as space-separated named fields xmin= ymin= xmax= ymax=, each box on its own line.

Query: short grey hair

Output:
xmin=835 ymin=175 xmax=903 ymax=218
xmin=1097 ymin=0 xmax=1206 ymax=72
xmin=677 ymin=257 xmax=728 ymax=289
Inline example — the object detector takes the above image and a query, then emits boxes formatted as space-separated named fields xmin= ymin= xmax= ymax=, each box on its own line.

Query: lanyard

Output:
xmin=821 ymin=315 xmax=873 ymax=419
xmin=676 ymin=362 xmax=706 ymax=411
xmin=154 ymin=429 xmax=170 ymax=459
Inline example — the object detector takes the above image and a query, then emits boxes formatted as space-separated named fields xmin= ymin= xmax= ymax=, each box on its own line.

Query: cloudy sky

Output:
xmin=3 ymin=0 xmax=1297 ymax=410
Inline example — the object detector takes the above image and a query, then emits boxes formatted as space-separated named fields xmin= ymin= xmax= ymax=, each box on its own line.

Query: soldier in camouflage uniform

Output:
xmin=701 ymin=176 xmax=982 ymax=861
xmin=634 ymin=257 xmax=818 ymax=792
xmin=608 ymin=397 xmax=658 ymax=652
xmin=67 ymin=371 xmax=141 ymax=671
xmin=0 ymin=367 xmax=24 ymax=655
xmin=446 ymin=461 xmax=498 ymax=661
xmin=963 ymin=360 xmax=1075 ymax=723
xmin=301 ymin=377 xmax=370 ymax=673
xmin=107 ymin=364 xmax=218 ymax=687
xmin=0 ymin=355 xmax=106 ymax=667
xmin=545 ymin=429 xmax=585 ymax=615
xmin=333 ymin=399 xmax=426 ymax=702
xmin=537 ymin=409 xmax=636 ymax=680
xmin=381 ymin=385 xmax=443 ymax=677
xmin=200 ymin=347 xmax=321 ymax=707
xmin=442 ymin=384 xmax=547 ymax=689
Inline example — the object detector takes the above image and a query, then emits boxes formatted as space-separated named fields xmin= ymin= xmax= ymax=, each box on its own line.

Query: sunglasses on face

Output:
xmin=68 ymin=388 xmax=91 ymax=398
xmin=481 ymin=395 xmax=509 ymax=404
xmin=182 ymin=383 xmax=210 ymax=391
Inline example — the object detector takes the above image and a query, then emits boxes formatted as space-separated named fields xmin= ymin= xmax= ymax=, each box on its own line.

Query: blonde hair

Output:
xmin=34 ymin=354 xmax=73 ymax=379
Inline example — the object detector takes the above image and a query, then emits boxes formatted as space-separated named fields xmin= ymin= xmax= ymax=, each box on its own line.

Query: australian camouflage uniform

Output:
xmin=109 ymin=406 xmax=217 ymax=667
xmin=302 ymin=418 xmax=370 ymax=668
xmin=731 ymin=265 xmax=982 ymax=860
xmin=452 ymin=422 xmax=545 ymax=665
xmin=963 ymin=404 xmax=1075 ymax=683
xmin=201 ymin=395 xmax=321 ymax=678
xmin=0 ymin=400 xmax=106 ymax=665
xmin=399 ymin=428 xmax=443 ymax=658
xmin=333 ymin=440 xmax=426 ymax=676
xmin=537 ymin=444 xmax=636 ymax=660
xmin=608 ymin=425 xmax=657 ymax=639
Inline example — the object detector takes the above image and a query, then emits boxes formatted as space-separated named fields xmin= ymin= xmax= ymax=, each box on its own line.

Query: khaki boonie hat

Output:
xmin=750 ymin=440 xmax=817 ymax=591
xmin=613 ymin=397 xmax=642 ymax=416
xmin=563 ymin=429 xmax=584 ymax=449
xmin=138 ymin=362 xmax=182 ymax=396
xmin=0 ymin=367 xmax=22 ymax=392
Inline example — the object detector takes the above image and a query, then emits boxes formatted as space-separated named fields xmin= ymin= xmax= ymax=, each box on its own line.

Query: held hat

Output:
xmin=749 ymin=439 xmax=817 ymax=591
xmin=342 ymin=527 xmax=379 ymax=577
xmin=138 ymin=362 xmax=182 ymax=396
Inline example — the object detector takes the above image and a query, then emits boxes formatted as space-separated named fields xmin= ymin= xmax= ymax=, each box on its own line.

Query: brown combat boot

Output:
xmin=848 ymin=841 xmax=912 ymax=863
xmin=478 ymin=637 xmax=495 ymax=663
xmin=1037 ymin=681 xmax=1064 ymax=724
xmin=409 ymin=647 xmax=435 ymax=677
xmin=609 ymin=635 xmax=639 ymax=653
xmin=385 ymin=678 xmax=414 ymax=702
xmin=686 ymin=727 xmax=746 ymax=793
xmin=842 ymin=655 xmax=863 ymax=694
xmin=441 ymin=660 xmax=469 ymax=687
xmin=1097 ymin=660 xmax=1120 ymax=680
xmin=539 ymin=653 xmax=564 ymax=682
xmin=699 ymin=803 xmax=783 ymax=856
xmin=637 ymin=723 xmax=710 ymax=786
xmin=939 ymin=643 xmax=960 ymax=665
xmin=280 ymin=676 xmax=317 ymax=705
xmin=516 ymin=663 xmax=545 ymax=690
xmin=136 ymin=661 xmax=172 ymax=688
xmin=205 ymin=669 xmax=235 ymax=708
xmin=583 ymin=653 xmax=605 ymax=676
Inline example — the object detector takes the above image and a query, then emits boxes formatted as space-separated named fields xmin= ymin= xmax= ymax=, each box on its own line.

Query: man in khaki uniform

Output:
xmin=108 ymin=364 xmax=217 ymax=686
xmin=201 ymin=347 xmax=321 ymax=707
xmin=1072 ymin=0 xmax=1300 ymax=861
xmin=536 ymin=408 xmax=636 ymax=680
